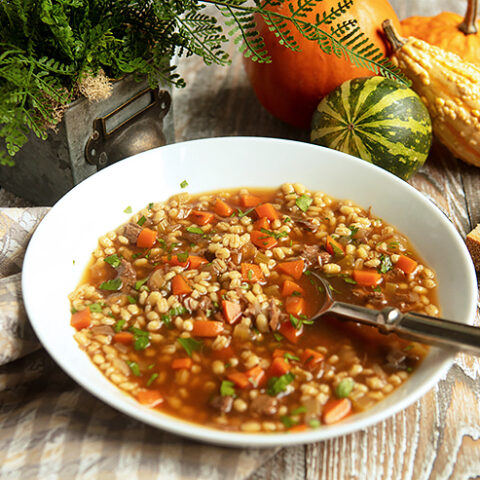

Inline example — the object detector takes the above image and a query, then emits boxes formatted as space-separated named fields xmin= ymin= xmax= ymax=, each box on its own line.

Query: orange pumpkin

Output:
xmin=401 ymin=0 xmax=479 ymax=64
xmin=243 ymin=0 xmax=401 ymax=129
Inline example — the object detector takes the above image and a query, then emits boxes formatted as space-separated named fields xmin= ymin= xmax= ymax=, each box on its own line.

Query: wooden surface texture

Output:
xmin=0 ymin=0 xmax=479 ymax=478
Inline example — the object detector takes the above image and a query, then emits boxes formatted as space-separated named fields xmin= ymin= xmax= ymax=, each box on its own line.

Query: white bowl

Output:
xmin=23 ymin=137 xmax=477 ymax=448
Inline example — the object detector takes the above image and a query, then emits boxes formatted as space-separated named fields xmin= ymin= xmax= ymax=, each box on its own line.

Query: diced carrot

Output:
xmin=211 ymin=346 xmax=235 ymax=361
xmin=227 ymin=371 xmax=250 ymax=389
xmin=113 ymin=332 xmax=134 ymax=345
xmin=281 ymin=280 xmax=304 ymax=297
xmin=245 ymin=365 xmax=266 ymax=388
xmin=171 ymin=274 xmax=192 ymax=295
xmin=190 ymin=210 xmax=215 ymax=226
xmin=187 ymin=255 xmax=209 ymax=270
xmin=276 ymin=259 xmax=305 ymax=280
xmin=221 ymin=300 xmax=242 ymax=324
xmin=322 ymin=398 xmax=352 ymax=425
xmin=255 ymin=202 xmax=280 ymax=220
xmin=396 ymin=254 xmax=418 ymax=274
xmin=279 ymin=320 xmax=304 ymax=344
xmin=161 ymin=254 xmax=189 ymax=267
xmin=214 ymin=198 xmax=234 ymax=217
xmin=240 ymin=194 xmax=261 ymax=208
xmin=70 ymin=309 xmax=91 ymax=330
xmin=136 ymin=389 xmax=164 ymax=408
xmin=301 ymin=348 xmax=325 ymax=368
xmin=285 ymin=296 xmax=306 ymax=316
xmin=269 ymin=356 xmax=291 ymax=377
xmin=191 ymin=320 xmax=224 ymax=337
xmin=250 ymin=230 xmax=277 ymax=250
xmin=289 ymin=424 xmax=309 ymax=433
xmin=241 ymin=263 xmax=264 ymax=283
xmin=137 ymin=227 xmax=158 ymax=248
xmin=272 ymin=349 xmax=290 ymax=358
xmin=171 ymin=357 xmax=193 ymax=370
xmin=352 ymin=269 xmax=382 ymax=287
xmin=325 ymin=235 xmax=345 ymax=257
xmin=253 ymin=217 xmax=270 ymax=230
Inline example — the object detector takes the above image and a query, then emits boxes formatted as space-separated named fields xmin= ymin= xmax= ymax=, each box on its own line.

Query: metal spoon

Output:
xmin=309 ymin=270 xmax=480 ymax=356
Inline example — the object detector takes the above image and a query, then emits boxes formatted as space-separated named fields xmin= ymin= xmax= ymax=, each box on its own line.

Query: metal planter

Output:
xmin=0 ymin=75 xmax=174 ymax=205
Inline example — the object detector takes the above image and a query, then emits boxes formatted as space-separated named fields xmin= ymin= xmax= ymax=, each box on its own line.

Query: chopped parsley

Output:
xmin=336 ymin=378 xmax=354 ymax=398
xmin=127 ymin=295 xmax=137 ymax=304
xmin=348 ymin=225 xmax=359 ymax=237
xmin=170 ymin=306 xmax=188 ymax=316
xmin=176 ymin=252 xmax=189 ymax=263
xmin=379 ymin=254 xmax=393 ymax=274
xmin=280 ymin=415 xmax=297 ymax=429
xmin=388 ymin=241 xmax=399 ymax=249
xmin=220 ymin=380 xmax=236 ymax=397
xmin=180 ymin=180 xmax=189 ymax=189
xmin=135 ymin=278 xmax=149 ymax=290
xmin=99 ymin=278 xmax=122 ymax=291
xmin=123 ymin=206 xmax=132 ymax=214
xmin=186 ymin=226 xmax=204 ymax=235
xmin=284 ymin=352 xmax=300 ymax=362
xmin=129 ymin=327 xmax=150 ymax=351
xmin=137 ymin=215 xmax=147 ymax=226
xmin=157 ymin=238 xmax=167 ymax=249
xmin=291 ymin=406 xmax=307 ymax=415
xmin=260 ymin=228 xmax=288 ymax=240
xmin=148 ymin=202 xmax=154 ymax=210
xmin=296 ymin=194 xmax=313 ymax=212
xmin=88 ymin=302 xmax=103 ymax=313
xmin=104 ymin=253 xmax=122 ymax=268
xmin=177 ymin=337 xmax=203 ymax=357
xmin=289 ymin=313 xmax=313 ymax=330
xmin=146 ymin=373 xmax=159 ymax=387
xmin=267 ymin=372 xmax=295 ymax=396
xmin=161 ymin=314 xmax=172 ymax=328
xmin=291 ymin=290 xmax=302 ymax=297
xmin=127 ymin=361 xmax=141 ymax=376
xmin=327 ymin=238 xmax=345 ymax=258
xmin=71 ymin=307 xmax=78 ymax=314
xmin=372 ymin=285 xmax=382 ymax=293
xmin=343 ymin=276 xmax=357 ymax=285
xmin=236 ymin=207 xmax=254 ymax=218
xmin=273 ymin=332 xmax=283 ymax=342
xmin=114 ymin=319 xmax=126 ymax=332
xmin=283 ymin=216 xmax=291 ymax=223
xmin=308 ymin=419 xmax=321 ymax=429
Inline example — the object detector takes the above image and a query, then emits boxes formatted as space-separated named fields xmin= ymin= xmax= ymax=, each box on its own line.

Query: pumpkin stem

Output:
xmin=459 ymin=0 xmax=478 ymax=35
xmin=382 ymin=19 xmax=407 ymax=52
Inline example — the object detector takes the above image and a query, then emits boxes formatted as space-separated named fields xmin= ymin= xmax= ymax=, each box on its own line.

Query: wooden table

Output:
xmin=172 ymin=1 xmax=480 ymax=478
xmin=1 ymin=1 xmax=479 ymax=478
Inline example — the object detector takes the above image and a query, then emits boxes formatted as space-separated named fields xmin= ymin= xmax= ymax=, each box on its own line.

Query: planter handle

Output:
xmin=85 ymin=88 xmax=171 ymax=169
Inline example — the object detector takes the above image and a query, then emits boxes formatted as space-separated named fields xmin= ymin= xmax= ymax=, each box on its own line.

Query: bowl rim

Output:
xmin=22 ymin=136 xmax=478 ymax=448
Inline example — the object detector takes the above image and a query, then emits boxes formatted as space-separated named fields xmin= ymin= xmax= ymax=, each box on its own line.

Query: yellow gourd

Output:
xmin=383 ymin=19 xmax=480 ymax=167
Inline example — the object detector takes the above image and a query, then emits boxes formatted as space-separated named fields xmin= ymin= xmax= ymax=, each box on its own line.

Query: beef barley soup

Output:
xmin=69 ymin=183 xmax=438 ymax=433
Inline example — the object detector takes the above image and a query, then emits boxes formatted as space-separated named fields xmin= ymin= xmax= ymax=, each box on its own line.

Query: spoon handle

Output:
xmin=329 ymin=302 xmax=480 ymax=356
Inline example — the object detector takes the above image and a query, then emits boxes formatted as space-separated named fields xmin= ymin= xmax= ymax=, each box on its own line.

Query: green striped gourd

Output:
xmin=310 ymin=76 xmax=432 ymax=180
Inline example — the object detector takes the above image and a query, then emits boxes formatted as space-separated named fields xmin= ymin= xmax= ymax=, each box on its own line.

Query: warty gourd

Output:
xmin=383 ymin=19 xmax=480 ymax=167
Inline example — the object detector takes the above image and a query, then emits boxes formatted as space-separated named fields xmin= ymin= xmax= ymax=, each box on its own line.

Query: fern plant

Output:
xmin=0 ymin=0 xmax=407 ymax=166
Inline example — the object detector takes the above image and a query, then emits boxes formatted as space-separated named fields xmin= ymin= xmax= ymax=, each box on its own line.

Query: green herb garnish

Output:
xmin=127 ymin=295 xmax=137 ymax=304
xmin=284 ymin=352 xmax=300 ymax=362
xmin=114 ymin=319 xmax=126 ymax=332
xmin=308 ymin=419 xmax=321 ymax=429
xmin=177 ymin=337 xmax=203 ymax=357
xmin=273 ymin=332 xmax=283 ymax=342
xmin=348 ymin=225 xmax=359 ymax=237
xmin=137 ymin=216 xmax=147 ymax=226
xmin=372 ymin=286 xmax=382 ymax=293
xmin=260 ymin=228 xmax=288 ymax=240
xmin=220 ymin=380 xmax=236 ymax=397
xmin=124 ymin=206 xmax=132 ymax=214
xmin=129 ymin=327 xmax=150 ymax=351
xmin=135 ymin=278 xmax=149 ymax=290
xmin=236 ymin=207 xmax=254 ymax=218
xmin=99 ymin=278 xmax=122 ymax=291
xmin=176 ymin=252 xmax=189 ymax=262
xmin=291 ymin=406 xmax=307 ymax=415
xmin=186 ymin=226 xmax=204 ymax=235
xmin=289 ymin=313 xmax=313 ymax=330
xmin=127 ymin=361 xmax=141 ymax=376
xmin=267 ymin=372 xmax=295 ymax=397
xmin=104 ymin=253 xmax=122 ymax=268
xmin=180 ymin=180 xmax=188 ymax=189
xmin=88 ymin=302 xmax=103 ymax=313
xmin=296 ymin=194 xmax=312 ymax=212
xmin=336 ymin=378 xmax=355 ymax=398
xmin=147 ymin=373 xmax=159 ymax=387
xmin=344 ymin=276 xmax=357 ymax=285
xmin=379 ymin=254 xmax=393 ymax=274
xmin=280 ymin=415 xmax=297 ymax=429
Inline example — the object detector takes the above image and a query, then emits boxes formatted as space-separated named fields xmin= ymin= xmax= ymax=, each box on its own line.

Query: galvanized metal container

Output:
xmin=0 ymin=75 xmax=174 ymax=205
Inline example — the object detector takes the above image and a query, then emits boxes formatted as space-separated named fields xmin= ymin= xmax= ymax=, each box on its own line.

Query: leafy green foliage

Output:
xmin=0 ymin=0 xmax=408 ymax=165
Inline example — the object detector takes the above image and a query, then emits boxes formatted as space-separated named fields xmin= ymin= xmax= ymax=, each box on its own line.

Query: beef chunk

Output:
xmin=117 ymin=259 xmax=136 ymax=291
xmin=210 ymin=395 xmax=233 ymax=413
xmin=251 ymin=394 xmax=278 ymax=416
xmin=123 ymin=223 xmax=142 ymax=244
xmin=365 ymin=291 xmax=387 ymax=307
xmin=317 ymin=251 xmax=332 ymax=267
xmin=268 ymin=299 xmax=282 ymax=331
xmin=300 ymin=244 xmax=321 ymax=266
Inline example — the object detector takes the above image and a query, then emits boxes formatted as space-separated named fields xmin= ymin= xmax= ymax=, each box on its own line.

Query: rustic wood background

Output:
xmin=172 ymin=1 xmax=480 ymax=478
xmin=0 ymin=0 xmax=478 ymax=478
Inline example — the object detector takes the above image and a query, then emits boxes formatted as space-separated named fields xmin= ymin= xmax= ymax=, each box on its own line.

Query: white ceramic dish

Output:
xmin=23 ymin=136 xmax=477 ymax=448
